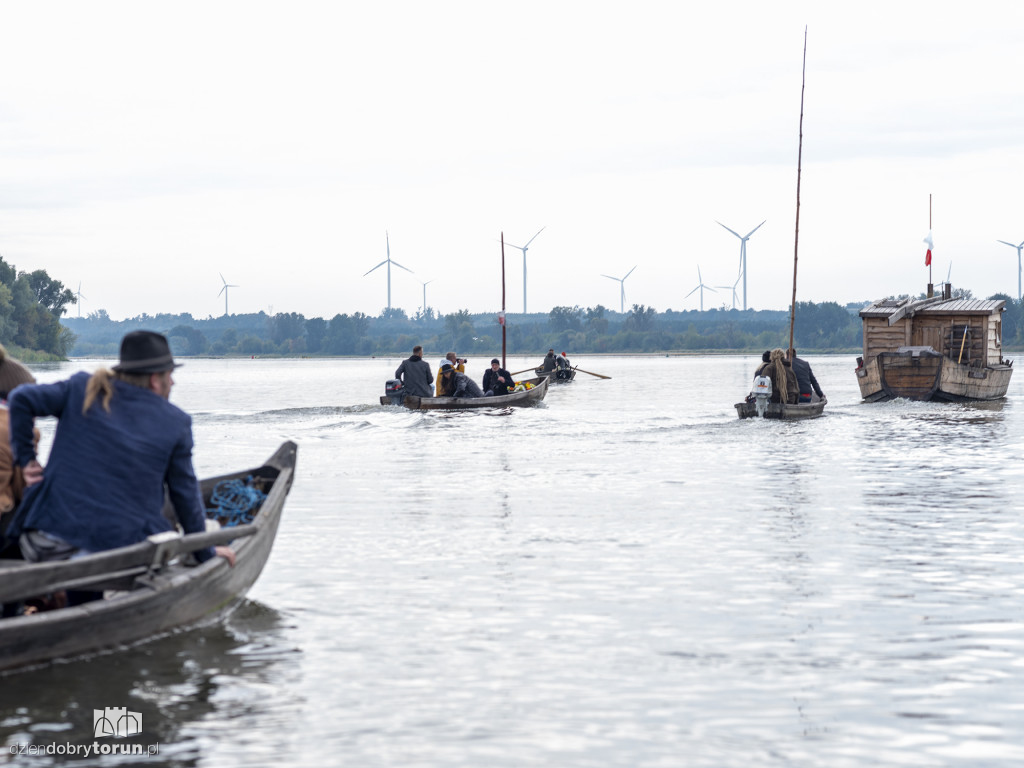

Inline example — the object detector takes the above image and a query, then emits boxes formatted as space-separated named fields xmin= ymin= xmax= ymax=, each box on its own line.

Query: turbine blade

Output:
xmin=601 ymin=274 xmax=619 ymax=281
xmin=685 ymin=286 xmax=700 ymax=298
xmin=997 ymin=240 xmax=1017 ymax=248
xmin=624 ymin=265 xmax=637 ymax=279
xmin=363 ymin=260 xmax=387 ymax=276
xmin=524 ymin=226 xmax=546 ymax=247
xmin=716 ymin=221 xmax=742 ymax=239
xmin=219 ymin=273 xmax=227 ymax=285
xmin=391 ymin=261 xmax=414 ymax=274
xmin=745 ymin=220 xmax=766 ymax=238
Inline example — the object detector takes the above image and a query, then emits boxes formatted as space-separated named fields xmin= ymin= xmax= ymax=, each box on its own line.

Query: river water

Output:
xmin=3 ymin=354 xmax=1024 ymax=767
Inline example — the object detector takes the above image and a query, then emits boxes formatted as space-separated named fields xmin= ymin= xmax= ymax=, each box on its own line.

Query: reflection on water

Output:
xmin=6 ymin=355 xmax=1024 ymax=767
xmin=1 ymin=601 xmax=298 ymax=766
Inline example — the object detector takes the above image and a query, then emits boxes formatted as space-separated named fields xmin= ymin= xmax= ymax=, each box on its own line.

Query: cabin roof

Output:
xmin=860 ymin=296 xmax=1006 ymax=319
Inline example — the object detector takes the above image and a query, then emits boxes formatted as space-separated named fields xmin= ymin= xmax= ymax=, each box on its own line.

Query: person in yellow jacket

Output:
xmin=435 ymin=352 xmax=465 ymax=396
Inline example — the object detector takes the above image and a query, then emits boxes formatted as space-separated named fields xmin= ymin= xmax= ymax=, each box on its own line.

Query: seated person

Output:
xmin=6 ymin=331 xmax=235 ymax=605
xmin=453 ymin=369 xmax=484 ymax=398
xmin=482 ymin=359 xmax=515 ymax=396
xmin=754 ymin=348 xmax=798 ymax=404
xmin=539 ymin=349 xmax=557 ymax=373
xmin=789 ymin=348 xmax=825 ymax=403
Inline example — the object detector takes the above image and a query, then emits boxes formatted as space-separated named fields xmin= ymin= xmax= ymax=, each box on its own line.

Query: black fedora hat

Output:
xmin=113 ymin=331 xmax=182 ymax=374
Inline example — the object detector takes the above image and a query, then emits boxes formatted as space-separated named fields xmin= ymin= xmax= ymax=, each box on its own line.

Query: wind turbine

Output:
xmin=363 ymin=231 xmax=413 ymax=311
xmin=218 ymin=273 xmax=238 ymax=316
xmin=717 ymin=219 xmax=765 ymax=310
xmin=420 ymin=279 xmax=433 ymax=316
xmin=997 ymin=238 xmax=1024 ymax=301
xmin=75 ymin=281 xmax=87 ymax=318
xmin=684 ymin=266 xmax=717 ymax=311
xmin=504 ymin=227 xmax=545 ymax=313
xmin=601 ymin=265 xmax=637 ymax=313
xmin=714 ymin=275 xmax=741 ymax=310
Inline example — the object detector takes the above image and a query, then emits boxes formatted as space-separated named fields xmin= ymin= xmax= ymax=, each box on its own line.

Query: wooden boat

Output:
xmin=535 ymin=367 xmax=576 ymax=382
xmin=855 ymin=292 xmax=1014 ymax=401
xmin=382 ymin=376 xmax=548 ymax=410
xmin=736 ymin=31 xmax=825 ymax=422
xmin=0 ymin=441 xmax=297 ymax=673
xmin=735 ymin=398 xmax=825 ymax=420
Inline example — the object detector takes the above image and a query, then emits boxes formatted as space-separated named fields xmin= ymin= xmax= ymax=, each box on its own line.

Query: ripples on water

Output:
xmin=3 ymin=355 xmax=1024 ymax=767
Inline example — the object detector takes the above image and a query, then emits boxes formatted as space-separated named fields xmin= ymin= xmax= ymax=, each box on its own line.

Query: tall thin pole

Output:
xmin=929 ymin=193 xmax=933 ymax=287
xmin=501 ymin=233 xmax=507 ymax=368
xmin=788 ymin=26 xmax=807 ymax=360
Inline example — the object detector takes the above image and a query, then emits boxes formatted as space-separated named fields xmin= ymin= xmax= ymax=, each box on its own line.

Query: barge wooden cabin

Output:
xmin=855 ymin=290 xmax=1013 ymax=402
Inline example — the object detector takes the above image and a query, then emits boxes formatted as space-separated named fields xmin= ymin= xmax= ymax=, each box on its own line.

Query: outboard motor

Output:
xmin=384 ymin=379 xmax=406 ymax=405
xmin=752 ymin=375 xmax=772 ymax=418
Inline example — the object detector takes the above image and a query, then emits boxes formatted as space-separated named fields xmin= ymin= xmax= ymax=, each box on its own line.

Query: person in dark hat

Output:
xmin=5 ymin=331 xmax=234 ymax=599
xmin=482 ymin=358 xmax=515 ymax=396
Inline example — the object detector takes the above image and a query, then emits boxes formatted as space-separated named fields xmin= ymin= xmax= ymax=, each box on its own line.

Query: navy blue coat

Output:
xmin=7 ymin=372 xmax=213 ymax=561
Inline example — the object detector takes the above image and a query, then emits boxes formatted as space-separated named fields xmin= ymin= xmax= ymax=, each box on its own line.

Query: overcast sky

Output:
xmin=3 ymin=2 xmax=1024 ymax=322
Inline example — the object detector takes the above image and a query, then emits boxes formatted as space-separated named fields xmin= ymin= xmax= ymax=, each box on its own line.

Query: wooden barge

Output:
xmin=855 ymin=292 xmax=1013 ymax=402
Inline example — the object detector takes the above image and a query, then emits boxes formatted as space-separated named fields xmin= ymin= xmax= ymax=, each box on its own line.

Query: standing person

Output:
xmin=395 ymin=345 xmax=433 ymax=397
xmin=436 ymin=352 xmax=466 ymax=396
xmin=789 ymin=349 xmax=825 ymax=403
xmin=483 ymin=358 xmax=515 ymax=396
xmin=0 ymin=345 xmax=38 ymax=553
xmin=5 ymin=331 xmax=235 ymax=586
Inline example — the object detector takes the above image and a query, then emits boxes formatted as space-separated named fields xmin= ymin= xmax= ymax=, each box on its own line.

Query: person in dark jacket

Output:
xmin=440 ymin=364 xmax=484 ymax=398
xmin=395 ymin=345 xmax=433 ymax=397
xmin=483 ymin=358 xmax=515 ymax=396
xmin=6 ymin=331 xmax=235 ymax=598
xmin=753 ymin=348 xmax=798 ymax=404
xmin=539 ymin=349 xmax=557 ymax=373
xmin=789 ymin=349 xmax=825 ymax=403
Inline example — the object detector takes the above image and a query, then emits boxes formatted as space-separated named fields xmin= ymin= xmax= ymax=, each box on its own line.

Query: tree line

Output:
xmin=0 ymin=257 xmax=77 ymax=358
xmin=53 ymin=289 xmax=1024 ymax=360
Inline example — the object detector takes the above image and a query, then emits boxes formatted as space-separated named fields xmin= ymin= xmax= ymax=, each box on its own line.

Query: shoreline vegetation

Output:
xmin=59 ymin=294 xmax=1023 ymax=361
xmin=0 ymin=258 xmax=1016 ymax=360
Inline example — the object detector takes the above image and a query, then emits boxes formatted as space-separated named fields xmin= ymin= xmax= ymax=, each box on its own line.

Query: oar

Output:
xmin=510 ymin=367 xmax=539 ymax=376
xmin=574 ymin=367 xmax=611 ymax=380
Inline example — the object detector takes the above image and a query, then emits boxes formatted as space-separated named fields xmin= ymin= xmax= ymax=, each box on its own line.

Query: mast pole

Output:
xmin=788 ymin=26 xmax=807 ymax=361
xmin=501 ymin=232 xmax=507 ymax=368
xmin=929 ymin=193 xmax=933 ymax=287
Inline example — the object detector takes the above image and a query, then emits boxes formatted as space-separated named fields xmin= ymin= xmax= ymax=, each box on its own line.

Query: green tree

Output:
xmin=548 ymin=306 xmax=582 ymax=332
xmin=270 ymin=312 xmax=306 ymax=345
xmin=305 ymin=317 xmax=327 ymax=353
xmin=624 ymin=304 xmax=657 ymax=332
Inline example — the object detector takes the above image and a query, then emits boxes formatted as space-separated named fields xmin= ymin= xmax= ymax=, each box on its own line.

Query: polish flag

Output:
xmin=923 ymin=231 xmax=933 ymax=266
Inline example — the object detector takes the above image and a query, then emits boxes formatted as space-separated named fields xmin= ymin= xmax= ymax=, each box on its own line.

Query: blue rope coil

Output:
xmin=208 ymin=476 xmax=267 ymax=527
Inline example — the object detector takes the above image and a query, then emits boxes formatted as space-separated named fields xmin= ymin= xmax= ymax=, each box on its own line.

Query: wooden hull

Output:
xmin=856 ymin=353 xmax=1012 ymax=402
xmin=0 ymin=442 xmax=297 ymax=673
xmin=735 ymin=400 xmax=825 ymax=420
xmin=382 ymin=376 xmax=548 ymax=409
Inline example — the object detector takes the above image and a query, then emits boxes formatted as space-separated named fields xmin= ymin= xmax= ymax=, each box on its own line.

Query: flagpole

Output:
xmin=928 ymin=193 xmax=933 ymax=294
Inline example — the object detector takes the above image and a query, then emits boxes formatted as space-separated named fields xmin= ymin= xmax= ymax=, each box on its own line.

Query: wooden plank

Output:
xmin=0 ymin=525 xmax=258 ymax=604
